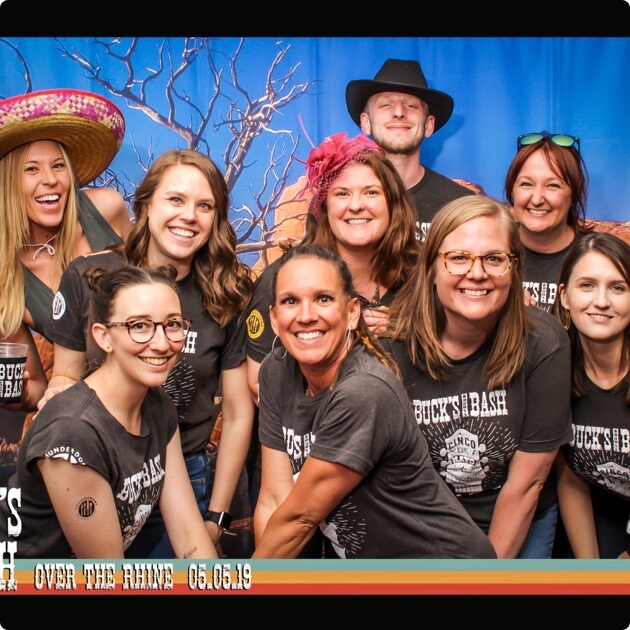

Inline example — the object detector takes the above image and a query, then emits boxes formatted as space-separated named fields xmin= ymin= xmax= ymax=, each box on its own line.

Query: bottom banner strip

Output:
xmin=2 ymin=566 xmax=630 ymax=595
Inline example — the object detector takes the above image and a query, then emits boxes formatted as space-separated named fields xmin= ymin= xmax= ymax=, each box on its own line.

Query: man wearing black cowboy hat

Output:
xmin=346 ymin=58 xmax=477 ymax=241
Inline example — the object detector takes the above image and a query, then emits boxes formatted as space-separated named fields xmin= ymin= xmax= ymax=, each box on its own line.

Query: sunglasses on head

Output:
xmin=517 ymin=132 xmax=580 ymax=154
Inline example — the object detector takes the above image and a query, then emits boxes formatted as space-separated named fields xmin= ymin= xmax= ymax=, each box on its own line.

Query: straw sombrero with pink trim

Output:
xmin=0 ymin=88 xmax=125 ymax=187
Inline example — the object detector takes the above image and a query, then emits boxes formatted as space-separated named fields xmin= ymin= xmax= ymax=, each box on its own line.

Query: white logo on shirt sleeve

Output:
xmin=51 ymin=291 xmax=66 ymax=320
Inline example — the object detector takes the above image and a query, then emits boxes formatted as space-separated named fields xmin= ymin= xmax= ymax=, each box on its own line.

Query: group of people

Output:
xmin=0 ymin=57 xmax=628 ymax=561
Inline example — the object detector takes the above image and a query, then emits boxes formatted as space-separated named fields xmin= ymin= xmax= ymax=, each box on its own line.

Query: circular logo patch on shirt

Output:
xmin=247 ymin=309 xmax=264 ymax=339
xmin=51 ymin=291 xmax=66 ymax=320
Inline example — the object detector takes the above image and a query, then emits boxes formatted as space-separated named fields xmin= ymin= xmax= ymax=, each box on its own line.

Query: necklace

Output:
xmin=23 ymin=234 xmax=57 ymax=260
xmin=359 ymin=283 xmax=381 ymax=309
xmin=370 ymin=284 xmax=380 ymax=305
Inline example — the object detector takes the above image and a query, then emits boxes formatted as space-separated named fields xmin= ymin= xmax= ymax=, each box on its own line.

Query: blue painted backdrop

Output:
xmin=1 ymin=36 xmax=628 ymax=267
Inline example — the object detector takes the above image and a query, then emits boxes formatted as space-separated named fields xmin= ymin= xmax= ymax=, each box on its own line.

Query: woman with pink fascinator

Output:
xmin=246 ymin=132 xmax=420 ymax=400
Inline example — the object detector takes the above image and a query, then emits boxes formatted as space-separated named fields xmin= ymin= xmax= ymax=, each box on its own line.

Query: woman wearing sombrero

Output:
xmin=0 ymin=88 xmax=132 ymax=411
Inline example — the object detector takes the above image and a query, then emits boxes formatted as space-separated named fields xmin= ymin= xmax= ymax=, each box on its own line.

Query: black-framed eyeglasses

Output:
xmin=517 ymin=132 xmax=580 ymax=154
xmin=102 ymin=317 xmax=192 ymax=343
xmin=438 ymin=251 xmax=517 ymax=277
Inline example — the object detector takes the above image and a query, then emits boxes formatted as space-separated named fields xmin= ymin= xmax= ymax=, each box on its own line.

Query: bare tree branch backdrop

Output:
xmin=1 ymin=36 xmax=317 ymax=268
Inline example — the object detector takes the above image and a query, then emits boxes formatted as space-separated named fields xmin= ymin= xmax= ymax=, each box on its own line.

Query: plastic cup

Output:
xmin=0 ymin=343 xmax=28 ymax=404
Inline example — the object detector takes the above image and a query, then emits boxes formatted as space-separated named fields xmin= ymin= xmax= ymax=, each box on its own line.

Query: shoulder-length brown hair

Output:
xmin=301 ymin=152 xmax=420 ymax=291
xmin=388 ymin=195 xmax=532 ymax=390
xmin=504 ymin=138 xmax=590 ymax=233
xmin=124 ymin=149 xmax=252 ymax=326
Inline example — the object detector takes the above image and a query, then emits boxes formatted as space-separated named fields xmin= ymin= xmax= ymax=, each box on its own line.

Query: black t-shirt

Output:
xmin=564 ymin=374 xmax=630 ymax=503
xmin=0 ymin=380 xmax=178 ymax=558
xmin=408 ymin=167 xmax=476 ymax=242
xmin=383 ymin=307 xmax=573 ymax=532
xmin=520 ymin=242 xmax=573 ymax=311
xmin=45 ymin=251 xmax=246 ymax=454
xmin=258 ymin=344 xmax=496 ymax=559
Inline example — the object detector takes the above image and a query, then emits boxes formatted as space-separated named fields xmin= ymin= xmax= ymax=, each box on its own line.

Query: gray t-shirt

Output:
xmin=258 ymin=344 xmax=496 ymax=559
xmin=408 ymin=167 xmax=476 ymax=242
xmin=565 ymin=374 xmax=630 ymax=502
xmin=0 ymin=380 xmax=178 ymax=558
xmin=384 ymin=306 xmax=573 ymax=532
xmin=520 ymin=241 xmax=573 ymax=311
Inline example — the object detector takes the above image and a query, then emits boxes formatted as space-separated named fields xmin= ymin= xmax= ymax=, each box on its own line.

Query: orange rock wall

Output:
xmin=590 ymin=220 xmax=630 ymax=244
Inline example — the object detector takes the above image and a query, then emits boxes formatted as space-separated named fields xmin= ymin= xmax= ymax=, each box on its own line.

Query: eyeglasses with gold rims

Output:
xmin=102 ymin=317 xmax=192 ymax=343
xmin=437 ymin=251 xmax=517 ymax=277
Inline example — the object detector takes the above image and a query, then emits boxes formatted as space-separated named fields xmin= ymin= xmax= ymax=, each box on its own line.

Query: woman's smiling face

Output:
xmin=99 ymin=282 xmax=186 ymax=389
xmin=270 ymin=255 xmax=360 ymax=372
xmin=511 ymin=149 xmax=573 ymax=241
xmin=561 ymin=250 xmax=630 ymax=345
xmin=146 ymin=163 xmax=216 ymax=276
xmin=325 ymin=163 xmax=389 ymax=254
xmin=435 ymin=215 xmax=514 ymax=331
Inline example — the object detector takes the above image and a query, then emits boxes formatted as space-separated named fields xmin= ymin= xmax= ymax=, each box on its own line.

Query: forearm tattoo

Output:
xmin=183 ymin=547 xmax=198 ymax=559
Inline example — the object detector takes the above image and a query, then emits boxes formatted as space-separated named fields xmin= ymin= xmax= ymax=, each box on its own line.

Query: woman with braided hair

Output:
xmin=244 ymin=133 xmax=421 ymax=541
xmin=251 ymin=243 xmax=495 ymax=559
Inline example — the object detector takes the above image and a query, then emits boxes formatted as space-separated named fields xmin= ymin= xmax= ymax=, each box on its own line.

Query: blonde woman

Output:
xmin=0 ymin=88 xmax=131 ymax=341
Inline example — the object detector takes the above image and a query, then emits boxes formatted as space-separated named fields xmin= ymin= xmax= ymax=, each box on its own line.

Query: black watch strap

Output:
xmin=204 ymin=510 xmax=232 ymax=529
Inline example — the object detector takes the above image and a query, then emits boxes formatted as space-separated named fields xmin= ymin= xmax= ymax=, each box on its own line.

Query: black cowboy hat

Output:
xmin=345 ymin=58 xmax=454 ymax=132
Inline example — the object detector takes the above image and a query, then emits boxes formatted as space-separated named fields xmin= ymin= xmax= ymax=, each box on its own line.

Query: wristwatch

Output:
xmin=204 ymin=510 xmax=233 ymax=530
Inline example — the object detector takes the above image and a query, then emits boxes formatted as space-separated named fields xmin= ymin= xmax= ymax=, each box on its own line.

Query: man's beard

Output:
xmin=371 ymin=133 xmax=422 ymax=156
